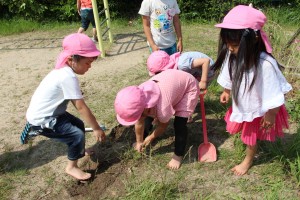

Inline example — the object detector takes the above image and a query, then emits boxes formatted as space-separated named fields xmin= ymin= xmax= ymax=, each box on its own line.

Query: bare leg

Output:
xmin=78 ymin=27 xmax=85 ymax=33
xmin=65 ymin=159 xmax=91 ymax=180
xmin=92 ymin=28 xmax=97 ymax=41
xmin=231 ymin=144 xmax=257 ymax=176
xmin=167 ymin=154 xmax=183 ymax=170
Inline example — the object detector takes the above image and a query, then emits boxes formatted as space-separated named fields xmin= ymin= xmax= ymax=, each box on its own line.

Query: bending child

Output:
xmin=212 ymin=5 xmax=292 ymax=176
xmin=138 ymin=0 xmax=183 ymax=55
xmin=23 ymin=33 xmax=106 ymax=181
xmin=114 ymin=69 xmax=199 ymax=169
xmin=147 ymin=50 xmax=215 ymax=90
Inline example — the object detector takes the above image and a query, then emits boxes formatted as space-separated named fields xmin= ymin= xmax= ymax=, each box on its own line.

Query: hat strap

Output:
xmin=260 ymin=30 xmax=273 ymax=53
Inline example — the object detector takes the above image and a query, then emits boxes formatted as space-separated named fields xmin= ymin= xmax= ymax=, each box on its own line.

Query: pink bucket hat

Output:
xmin=215 ymin=5 xmax=272 ymax=53
xmin=55 ymin=33 xmax=101 ymax=69
xmin=114 ymin=81 xmax=160 ymax=126
xmin=147 ymin=50 xmax=180 ymax=76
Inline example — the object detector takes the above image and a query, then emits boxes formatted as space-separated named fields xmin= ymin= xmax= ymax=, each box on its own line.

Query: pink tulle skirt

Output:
xmin=224 ymin=105 xmax=289 ymax=146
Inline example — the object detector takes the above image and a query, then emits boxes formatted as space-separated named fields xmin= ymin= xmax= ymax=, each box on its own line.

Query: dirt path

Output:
xmin=0 ymin=30 xmax=149 ymax=199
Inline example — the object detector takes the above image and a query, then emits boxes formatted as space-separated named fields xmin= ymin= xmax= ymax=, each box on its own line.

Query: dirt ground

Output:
xmin=0 ymin=29 xmax=150 ymax=199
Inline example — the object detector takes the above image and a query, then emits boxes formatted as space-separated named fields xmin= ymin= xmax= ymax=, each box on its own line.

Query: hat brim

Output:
xmin=215 ymin=23 xmax=247 ymax=29
xmin=78 ymin=49 xmax=101 ymax=57
xmin=117 ymin=114 xmax=139 ymax=126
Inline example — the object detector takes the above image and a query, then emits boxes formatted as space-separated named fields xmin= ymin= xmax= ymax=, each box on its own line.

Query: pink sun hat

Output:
xmin=215 ymin=5 xmax=272 ymax=53
xmin=55 ymin=33 xmax=101 ymax=69
xmin=147 ymin=50 xmax=180 ymax=76
xmin=114 ymin=81 xmax=160 ymax=126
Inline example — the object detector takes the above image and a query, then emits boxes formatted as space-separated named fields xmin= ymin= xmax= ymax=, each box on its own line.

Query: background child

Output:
xmin=77 ymin=0 xmax=98 ymax=42
xmin=138 ymin=0 xmax=183 ymax=55
xmin=212 ymin=5 xmax=292 ymax=176
xmin=114 ymin=69 xmax=199 ymax=169
xmin=23 ymin=33 xmax=106 ymax=181
xmin=147 ymin=50 xmax=215 ymax=90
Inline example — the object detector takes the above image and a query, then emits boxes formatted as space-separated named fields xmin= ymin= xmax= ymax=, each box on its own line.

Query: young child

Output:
xmin=22 ymin=33 xmax=106 ymax=181
xmin=77 ymin=0 xmax=98 ymax=42
xmin=147 ymin=50 xmax=215 ymax=90
xmin=138 ymin=0 xmax=183 ymax=55
xmin=114 ymin=69 xmax=199 ymax=169
xmin=212 ymin=5 xmax=292 ymax=176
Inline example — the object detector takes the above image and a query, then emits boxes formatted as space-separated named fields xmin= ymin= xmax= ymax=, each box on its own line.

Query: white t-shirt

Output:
xmin=26 ymin=67 xmax=83 ymax=126
xmin=217 ymin=52 xmax=292 ymax=123
xmin=138 ymin=0 xmax=180 ymax=49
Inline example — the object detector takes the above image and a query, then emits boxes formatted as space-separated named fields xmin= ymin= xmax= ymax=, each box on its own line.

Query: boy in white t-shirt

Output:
xmin=138 ymin=0 xmax=183 ymax=55
xmin=21 ymin=33 xmax=106 ymax=181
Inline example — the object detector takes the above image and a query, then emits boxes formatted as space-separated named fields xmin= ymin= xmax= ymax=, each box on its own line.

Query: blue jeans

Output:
xmin=40 ymin=112 xmax=85 ymax=161
xmin=149 ymin=43 xmax=177 ymax=55
xmin=80 ymin=9 xmax=96 ymax=30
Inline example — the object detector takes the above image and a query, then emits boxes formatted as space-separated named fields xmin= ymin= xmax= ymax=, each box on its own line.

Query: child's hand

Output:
xmin=133 ymin=142 xmax=144 ymax=152
xmin=150 ymin=44 xmax=160 ymax=52
xmin=220 ymin=89 xmax=230 ymax=104
xmin=143 ymin=134 xmax=155 ymax=147
xmin=260 ymin=107 xmax=280 ymax=129
xmin=93 ymin=129 xmax=106 ymax=142
xmin=199 ymin=81 xmax=207 ymax=90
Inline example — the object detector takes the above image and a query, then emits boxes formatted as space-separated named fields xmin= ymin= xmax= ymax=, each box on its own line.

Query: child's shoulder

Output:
xmin=259 ymin=52 xmax=277 ymax=66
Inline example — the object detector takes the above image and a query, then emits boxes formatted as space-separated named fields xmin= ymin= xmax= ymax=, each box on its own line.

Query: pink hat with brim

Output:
xmin=147 ymin=50 xmax=180 ymax=76
xmin=55 ymin=33 xmax=101 ymax=69
xmin=114 ymin=81 xmax=160 ymax=126
xmin=215 ymin=5 xmax=272 ymax=53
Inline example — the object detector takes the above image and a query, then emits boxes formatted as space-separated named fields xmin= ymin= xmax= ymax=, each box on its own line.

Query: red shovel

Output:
xmin=198 ymin=90 xmax=217 ymax=162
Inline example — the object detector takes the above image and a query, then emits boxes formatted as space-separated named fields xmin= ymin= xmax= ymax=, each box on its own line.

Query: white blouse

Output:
xmin=217 ymin=52 xmax=292 ymax=123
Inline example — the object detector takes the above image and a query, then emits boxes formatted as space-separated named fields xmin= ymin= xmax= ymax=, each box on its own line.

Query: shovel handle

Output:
xmin=200 ymin=90 xmax=208 ymax=144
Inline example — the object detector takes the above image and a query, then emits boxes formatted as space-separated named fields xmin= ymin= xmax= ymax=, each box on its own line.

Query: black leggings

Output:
xmin=143 ymin=116 xmax=188 ymax=157
xmin=174 ymin=116 xmax=188 ymax=157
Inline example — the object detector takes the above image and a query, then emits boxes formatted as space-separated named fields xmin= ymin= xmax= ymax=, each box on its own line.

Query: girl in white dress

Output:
xmin=212 ymin=5 xmax=292 ymax=176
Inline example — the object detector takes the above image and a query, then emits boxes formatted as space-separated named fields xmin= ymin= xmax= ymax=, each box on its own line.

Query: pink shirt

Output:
xmin=80 ymin=0 xmax=92 ymax=9
xmin=150 ymin=69 xmax=199 ymax=123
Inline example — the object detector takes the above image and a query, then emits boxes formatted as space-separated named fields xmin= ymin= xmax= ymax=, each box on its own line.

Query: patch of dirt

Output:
xmin=65 ymin=125 xmax=136 ymax=199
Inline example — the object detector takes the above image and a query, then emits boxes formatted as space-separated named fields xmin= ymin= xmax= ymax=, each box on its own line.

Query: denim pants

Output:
xmin=40 ymin=112 xmax=85 ymax=161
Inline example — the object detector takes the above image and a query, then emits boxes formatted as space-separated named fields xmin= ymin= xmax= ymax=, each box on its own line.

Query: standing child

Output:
xmin=147 ymin=50 xmax=215 ymax=90
xmin=114 ymin=69 xmax=199 ymax=169
xmin=77 ymin=0 xmax=98 ymax=42
xmin=138 ymin=0 xmax=183 ymax=55
xmin=22 ymin=33 xmax=106 ymax=181
xmin=212 ymin=5 xmax=292 ymax=175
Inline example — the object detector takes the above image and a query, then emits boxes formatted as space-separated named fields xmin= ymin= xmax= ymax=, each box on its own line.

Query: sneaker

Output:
xmin=91 ymin=37 xmax=98 ymax=43
xmin=20 ymin=122 xmax=40 ymax=144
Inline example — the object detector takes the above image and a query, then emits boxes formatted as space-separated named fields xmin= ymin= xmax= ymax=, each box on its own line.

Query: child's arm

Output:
xmin=71 ymin=99 xmax=106 ymax=142
xmin=173 ymin=14 xmax=183 ymax=52
xmin=134 ymin=116 xmax=146 ymax=152
xmin=77 ymin=0 xmax=81 ymax=15
xmin=143 ymin=121 xmax=169 ymax=147
xmin=261 ymin=106 xmax=280 ymax=129
xmin=192 ymin=58 xmax=210 ymax=90
xmin=141 ymin=15 xmax=159 ymax=51
xmin=220 ymin=88 xmax=231 ymax=104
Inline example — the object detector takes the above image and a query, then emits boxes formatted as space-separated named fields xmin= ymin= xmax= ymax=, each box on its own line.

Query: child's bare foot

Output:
xmin=66 ymin=166 xmax=91 ymax=180
xmin=167 ymin=154 xmax=183 ymax=170
xmin=143 ymin=134 xmax=155 ymax=147
xmin=231 ymin=160 xmax=252 ymax=176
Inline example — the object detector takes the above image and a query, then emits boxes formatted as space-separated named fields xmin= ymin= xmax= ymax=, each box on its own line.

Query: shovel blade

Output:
xmin=198 ymin=143 xmax=217 ymax=162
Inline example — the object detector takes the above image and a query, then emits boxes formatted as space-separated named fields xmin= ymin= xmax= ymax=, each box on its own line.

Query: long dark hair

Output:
xmin=211 ymin=28 xmax=266 ymax=105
